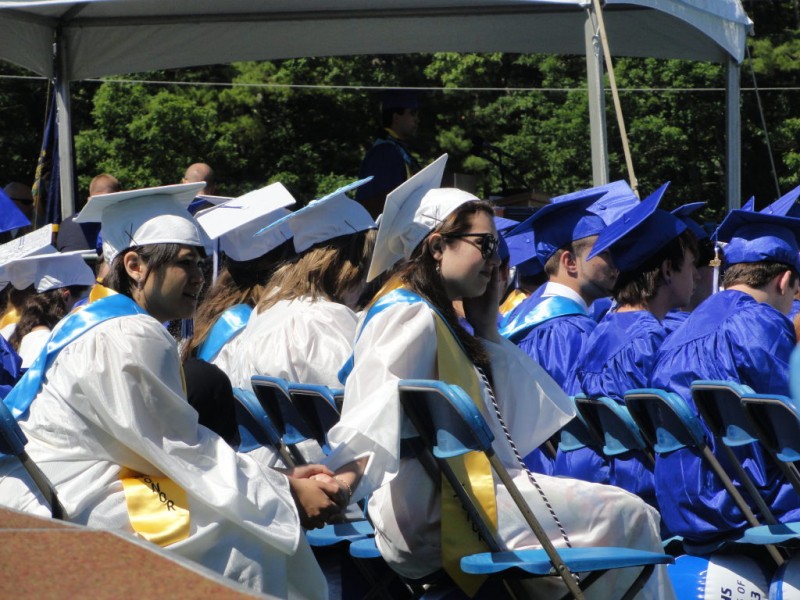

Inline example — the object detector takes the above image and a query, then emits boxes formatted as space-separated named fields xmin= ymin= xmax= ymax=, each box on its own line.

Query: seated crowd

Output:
xmin=2 ymin=158 xmax=800 ymax=599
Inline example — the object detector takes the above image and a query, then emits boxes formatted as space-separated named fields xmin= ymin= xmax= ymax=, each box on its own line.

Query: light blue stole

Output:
xmin=3 ymin=293 xmax=147 ymax=419
xmin=338 ymin=288 xmax=459 ymax=385
xmin=196 ymin=304 xmax=252 ymax=362
xmin=498 ymin=295 xmax=587 ymax=342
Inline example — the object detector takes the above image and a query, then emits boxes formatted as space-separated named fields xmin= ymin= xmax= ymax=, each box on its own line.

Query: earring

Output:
xmin=435 ymin=262 xmax=441 ymax=274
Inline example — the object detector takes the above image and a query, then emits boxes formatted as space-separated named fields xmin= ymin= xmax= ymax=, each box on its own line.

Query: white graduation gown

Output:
xmin=0 ymin=313 xmax=326 ymax=599
xmin=325 ymin=301 xmax=675 ymax=600
xmin=230 ymin=296 xmax=357 ymax=390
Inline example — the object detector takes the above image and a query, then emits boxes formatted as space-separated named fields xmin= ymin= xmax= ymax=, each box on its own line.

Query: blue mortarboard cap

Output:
xmin=671 ymin=202 xmax=708 ymax=240
xmin=714 ymin=209 xmax=800 ymax=272
xmin=494 ymin=216 xmax=518 ymax=262
xmin=506 ymin=189 xmax=611 ymax=265
xmin=381 ymin=90 xmax=419 ymax=110
xmin=587 ymin=182 xmax=687 ymax=273
xmin=759 ymin=184 xmax=800 ymax=218
xmin=551 ymin=180 xmax=638 ymax=209
xmin=741 ymin=196 xmax=755 ymax=212
xmin=0 ymin=187 xmax=31 ymax=234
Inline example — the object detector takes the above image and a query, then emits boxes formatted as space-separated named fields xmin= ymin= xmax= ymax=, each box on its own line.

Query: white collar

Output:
xmin=540 ymin=281 xmax=588 ymax=311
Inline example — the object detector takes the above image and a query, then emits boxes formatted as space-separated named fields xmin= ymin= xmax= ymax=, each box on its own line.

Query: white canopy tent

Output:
xmin=0 ymin=0 xmax=752 ymax=216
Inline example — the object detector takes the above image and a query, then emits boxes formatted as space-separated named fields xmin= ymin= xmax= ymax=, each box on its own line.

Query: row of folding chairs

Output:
xmin=233 ymin=374 xmax=673 ymax=599
xmin=559 ymin=380 xmax=800 ymax=567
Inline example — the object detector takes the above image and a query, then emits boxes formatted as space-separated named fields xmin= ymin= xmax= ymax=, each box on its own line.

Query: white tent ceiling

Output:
xmin=0 ymin=0 xmax=752 ymax=79
xmin=0 ymin=0 xmax=752 ymax=213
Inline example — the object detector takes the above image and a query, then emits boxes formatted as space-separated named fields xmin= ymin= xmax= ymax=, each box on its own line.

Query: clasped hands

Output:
xmin=283 ymin=464 xmax=351 ymax=530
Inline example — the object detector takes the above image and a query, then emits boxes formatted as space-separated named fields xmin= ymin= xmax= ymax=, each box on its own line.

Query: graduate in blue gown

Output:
xmin=650 ymin=209 xmax=800 ymax=543
xmin=501 ymin=180 xmax=638 ymax=478
xmin=575 ymin=183 xmax=699 ymax=510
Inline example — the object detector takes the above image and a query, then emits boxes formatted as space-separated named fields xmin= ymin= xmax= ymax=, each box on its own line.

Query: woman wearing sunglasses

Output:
xmin=324 ymin=157 xmax=674 ymax=599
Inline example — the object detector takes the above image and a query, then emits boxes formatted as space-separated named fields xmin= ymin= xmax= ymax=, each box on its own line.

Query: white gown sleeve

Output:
xmin=481 ymin=335 xmax=575 ymax=458
xmin=325 ymin=301 xmax=438 ymax=500
xmin=59 ymin=315 xmax=301 ymax=556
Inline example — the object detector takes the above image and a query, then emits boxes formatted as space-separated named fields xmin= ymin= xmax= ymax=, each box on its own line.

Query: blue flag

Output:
xmin=32 ymin=88 xmax=61 ymax=225
xmin=0 ymin=188 xmax=30 ymax=234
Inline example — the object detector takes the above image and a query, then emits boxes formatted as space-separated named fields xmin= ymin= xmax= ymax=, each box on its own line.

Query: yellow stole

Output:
xmin=88 ymin=281 xmax=116 ymax=302
xmin=0 ymin=307 xmax=20 ymax=330
xmin=433 ymin=314 xmax=499 ymax=596
xmin=366 ymin=279 xmax=498 ymax=596
xmin=499 ymin=288 xmax=530 ymax=316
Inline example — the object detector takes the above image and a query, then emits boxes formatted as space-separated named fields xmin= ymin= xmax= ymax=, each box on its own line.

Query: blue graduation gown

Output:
xmin=509 ymin=293 xmax=598 ymax=478
xmin=661 ymin=309 xmax=689 ymax=336
xmin=576 ymin=310 xmax=665 ymax=508
xmin=650 ymin=290 xmax=800 ymax=542
xmin=0 ymin=335 xmax=22 ymax=399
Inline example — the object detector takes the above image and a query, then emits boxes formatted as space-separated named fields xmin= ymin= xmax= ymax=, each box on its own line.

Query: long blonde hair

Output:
xmin=257 ymin=229 xmax=377 ymax=313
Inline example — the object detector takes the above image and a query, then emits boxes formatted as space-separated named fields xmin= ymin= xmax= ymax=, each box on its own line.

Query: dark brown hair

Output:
xmin=613 ymin=230 xmax=698 ymax=306
xmin=9 ymin=286 xmax=87 ymax=350
xmin=103 ymin=244 xmax=188 ymax=297
xmin=392 ymin=200 xmax=495 ymax=373
xmin=722 ymin=259 xmax=800 ymax=289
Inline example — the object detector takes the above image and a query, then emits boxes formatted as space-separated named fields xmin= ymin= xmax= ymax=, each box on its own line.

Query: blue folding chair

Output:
xmin=232 ymin=386 xmax=297 ymax=468
xmin=0 ymin=399 xmax=64 ymax=519
xmin=556 ymin=396 xmax=603 ymax=457
xmin=690 ymin=380 xmax=783 ymax=526
xmin=399 ymin=379 xmax=673 ymax=600
xmin=740 ymin=392 xmax=800 ymax=496
xmin=624 ymin=388 xmax=784 ymax=565
xmin=287 ymin=382 xmax=342 ymax=453
xmin=573 ymin=395 xmax=653 ymax=465
xmin=250 ymin=375 xmax=313 ymax=465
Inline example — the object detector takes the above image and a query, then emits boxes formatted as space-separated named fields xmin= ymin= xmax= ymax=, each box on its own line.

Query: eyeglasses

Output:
xmin=443 ymin=232 xmax=499 ymax=259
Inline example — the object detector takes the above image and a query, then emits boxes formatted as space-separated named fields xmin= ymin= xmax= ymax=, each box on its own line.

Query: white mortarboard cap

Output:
xmin=75 ymin=182 xmax=206 ymax=264
xmin=255 ymin=179 xmax=377 ymax=255
xmin=368 ymin=154 xmax=478 ymax=282
xmin=0 ymin=225 xmax=56 ymax=267
xmin=0 ymin=250 xmax=95 ymax=292
xmin=196 ymin=183 xmax=297 ymax=262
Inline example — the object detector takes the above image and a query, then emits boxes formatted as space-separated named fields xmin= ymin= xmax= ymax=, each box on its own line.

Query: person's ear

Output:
xmin=123 ymin=251 xmax=145 ymax=288
xmin=429 ymin=234 xmax=446 ymax=262
xmin=661 ymin=260 xmax=673 ymax=286
xmin=560 ymin=249 xmax=579 ymax=275
xmin=777 ymin=270 xmax=793 ymax=296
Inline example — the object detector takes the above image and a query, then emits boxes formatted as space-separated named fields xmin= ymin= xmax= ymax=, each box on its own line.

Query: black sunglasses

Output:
xmin=443 ymin=232 xmax=499 ymax=259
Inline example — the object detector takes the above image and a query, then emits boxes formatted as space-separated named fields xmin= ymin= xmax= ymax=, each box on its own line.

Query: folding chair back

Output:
xmin=232 ymin=387 xmax=297 ymax=467
xmin=691 ymin=380 xmax=757 ymax=447
xmin=574 ymin=396 xmax=651 ymax=461
xmin=399 ymin=379 xmax=672 ymax=600
xmin=557 ymin=396 xmax=602 ymax=454
xmin=690 ymin=381 xmax=782 ymax=526
xmin=286 ymin=382 xmax=341 ymax=452
xmin=740 ymin=394 xmax=800 ymax=491
xmin=0 ymin=400 xmax=64 ymax=519
xmin=250 ymin=375 xmax=311 ymax=464
xmin=624 ymin=388 xmax=785 ymax=565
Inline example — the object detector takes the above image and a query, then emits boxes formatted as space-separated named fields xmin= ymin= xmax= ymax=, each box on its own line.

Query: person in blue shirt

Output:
xmin=501 ymin=180 xmax=638 ymax=476
xmin=575 ymin=183 xmax=699 ymax=510
xmin=355 ymin=90 xmax=421 ymax=218
xmin=650 ymin=209 xmax=800 ymax=543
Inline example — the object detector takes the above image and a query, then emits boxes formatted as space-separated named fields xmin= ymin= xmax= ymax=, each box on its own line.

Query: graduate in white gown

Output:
xmin=324 ymin=156 xmax=675 ymax=599
xmin=186 ymin=182 xmax=297 ymax=376
xmin=0 ymin=184 xmax=343 ymax=599
xmin=230 ymin=180 xmax=377 ymax=392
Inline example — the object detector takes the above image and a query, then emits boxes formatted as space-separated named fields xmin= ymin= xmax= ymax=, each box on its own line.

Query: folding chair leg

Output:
xmin=718 ymin=444 xmax=779 ymax=525
xmin=487 ymin=453 xmax=585 ymax=600
xmin=700 ymin=446 xmax=785 ymax=567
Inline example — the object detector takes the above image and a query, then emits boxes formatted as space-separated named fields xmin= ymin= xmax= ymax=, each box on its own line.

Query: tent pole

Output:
xmin=725 ymin=58 xmax=741 ymax=211
xmin=55 ymin=27 xmax=76 ymax=220
xmin=585 ymin=11 xmax=609 ymax=187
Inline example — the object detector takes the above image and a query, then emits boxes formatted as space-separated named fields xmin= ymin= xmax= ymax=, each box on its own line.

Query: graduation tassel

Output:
xmin=710 ymin=242 xmax=722 ymax=294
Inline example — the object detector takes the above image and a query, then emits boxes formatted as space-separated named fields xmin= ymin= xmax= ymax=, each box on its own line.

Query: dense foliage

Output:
xmin=0 ymin=1 xmax=797 ymax=220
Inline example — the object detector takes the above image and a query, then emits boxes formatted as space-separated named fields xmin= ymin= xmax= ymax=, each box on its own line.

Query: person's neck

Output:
xmin=726 ymin=283 xmax=781 ymax=311
xmin=547 ymin=275 xmax=590 ymax=306
xmin=385 ymin=127 xmax=407 ymax=142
